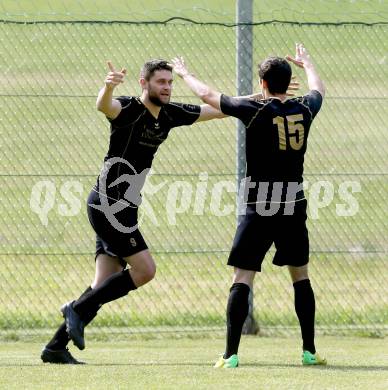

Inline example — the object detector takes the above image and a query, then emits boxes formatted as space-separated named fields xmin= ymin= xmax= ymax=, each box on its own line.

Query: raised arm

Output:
xmin=96 ymin=61 xmax=127 ymax=119
xmin=171 ymin=57 xmax=222 ymax=111
xmin=286 ymin=44 xmax=325 ymax=97
xmin=171 ymin=57 xmax=301 ymax=124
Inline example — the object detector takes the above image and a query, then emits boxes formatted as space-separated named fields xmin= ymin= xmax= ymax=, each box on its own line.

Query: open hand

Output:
xmin=286 ymin=43 xmax=313 ymax=69
xmin=105 ymin=61 xmax=127 ymax=89
xmin=170 ymin=57 xmax=191 ymax=78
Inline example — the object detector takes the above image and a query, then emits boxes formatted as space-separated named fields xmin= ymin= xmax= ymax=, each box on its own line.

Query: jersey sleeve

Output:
xmin=107 ymin=96 xmax=134 ymax=126
xmin=220 ymin=94 xmax=258 ymax=124
xmin=303 ymin=90 xmax=323 ymax=118
xmin=167 ymin=102 xmax=201 ymax=128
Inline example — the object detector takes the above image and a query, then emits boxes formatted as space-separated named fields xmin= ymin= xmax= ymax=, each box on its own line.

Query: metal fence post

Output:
xmin=236 ymin=0 xmax=259 ymax=335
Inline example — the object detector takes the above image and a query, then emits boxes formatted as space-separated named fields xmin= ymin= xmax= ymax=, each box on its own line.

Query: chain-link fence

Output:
xmin=1 ymin=4 xmax=387 ymax=339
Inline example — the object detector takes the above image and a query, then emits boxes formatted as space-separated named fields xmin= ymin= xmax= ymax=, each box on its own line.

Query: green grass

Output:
xmin=0 ymin=1 xmax=387 ymax=334
xmin=0 ymin=337 xmax=387 ymax=389
xmin=0 ymin=252 xmax=386 ymax=332
xmin=1 ymin=0 xmax=386 ymax=23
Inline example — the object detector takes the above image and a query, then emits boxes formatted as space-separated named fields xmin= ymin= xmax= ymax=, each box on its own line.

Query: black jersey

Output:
xmin=220 ymin=91 xmax=322 ymax=202
xmin=95 ymin=96 xmax=201 ymax=201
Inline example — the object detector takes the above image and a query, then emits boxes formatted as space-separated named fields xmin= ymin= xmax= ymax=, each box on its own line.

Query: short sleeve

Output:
xmin=166 ymin=102 xmax=201 ymax=128
xmin=303 ymin=90 xmax=323 ymax=118
xmin=220 ymin=94 xmax=258 ymax=123
xmin=107 ymin=96 xmax=134 ymax=126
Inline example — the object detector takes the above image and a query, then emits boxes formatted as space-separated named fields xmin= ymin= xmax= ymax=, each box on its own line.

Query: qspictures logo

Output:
xmin=30 ymin=161 xmax=362 ymax=228
xmin=88 ymin=157 xmax=149 ymax=233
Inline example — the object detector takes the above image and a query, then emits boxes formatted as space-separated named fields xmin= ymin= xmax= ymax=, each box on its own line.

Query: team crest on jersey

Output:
xmin=140 ymin=126 xmax=167 ymax=147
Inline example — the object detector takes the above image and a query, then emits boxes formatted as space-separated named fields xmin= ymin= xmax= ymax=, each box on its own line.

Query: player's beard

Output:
xmin=148 ymin=88 xmax=170 ymax=106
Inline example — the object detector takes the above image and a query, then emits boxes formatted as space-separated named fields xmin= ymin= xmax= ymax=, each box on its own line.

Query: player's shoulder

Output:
xmin=248 ymin=97 xmax=266 ymax=107
xmin=167 ymin=101 xmax=198 ymax=110
xmin=108 ymin=96 xmax=144 ymax=124
xmin=283 ymin=95 xmax=304 ymax=107
xmin=260 ymin=97 xmax=279 ymax=106
xmin=222 ymin=94 xmax=264 ymax=109
xmin=304 ymin=90 xmax=323 ymax=101
xmin=165 ymin=101 xmax=200 ymax=115
xmin=286 ymin=90 xmax=322 ymax=106
xmin=252 ymin=98 xmax=278 ymax=113
xmin=301 ymin=90 xmax=323 ymax=103
xmin=285 ymin=91 xmax=323 ymax=118
xmin=114 ymin=95 xmax=139 ymax=109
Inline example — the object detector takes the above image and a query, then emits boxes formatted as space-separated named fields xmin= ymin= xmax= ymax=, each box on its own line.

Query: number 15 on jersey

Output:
xmin=273 ymin=114 xmax=305 ymax=151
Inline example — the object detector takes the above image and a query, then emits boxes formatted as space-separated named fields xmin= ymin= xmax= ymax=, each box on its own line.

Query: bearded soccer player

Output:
xmin=171 ymin=44 xmax=326 ymax=367
xmin=41 ymin=58 xmax=276 ymax=364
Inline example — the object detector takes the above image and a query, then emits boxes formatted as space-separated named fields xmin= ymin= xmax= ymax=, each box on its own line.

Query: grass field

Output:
xmin=1 ymin=0 xmax=387 ymax=23
xmin=0 ymin=0 xmax=387 ymax=335
xmin=0 ymin=337 xmax=387 ymax=389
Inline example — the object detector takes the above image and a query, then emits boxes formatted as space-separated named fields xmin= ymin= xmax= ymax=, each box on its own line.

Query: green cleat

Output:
xmin=302 ymin=350 xmax=327 ymax=366
xmin=214 ymin=354 xmax=239 ymax=368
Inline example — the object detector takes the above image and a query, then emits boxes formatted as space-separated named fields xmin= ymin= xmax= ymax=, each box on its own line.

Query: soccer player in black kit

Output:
xmin=41 ymin=59 xmax=269 ymax=364
xmin=40 ymin=59 xmax=227 ymax=364
xmin=172 ymin=43 xmax=326 ymax=367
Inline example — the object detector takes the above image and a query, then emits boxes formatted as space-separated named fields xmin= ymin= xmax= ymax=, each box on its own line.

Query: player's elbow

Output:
xmin=96 ymin=100 xmax=104 ymax=112
xmin=199 ymin=90 xmax=220 ymax=109
xmin=319 ymin=82 xmax=326 ymax=97
xmin=309 ymin=79 xmax=325 ymax=98
xmin=96 ymin=102 xmax=110 ymax=116
xmin=197 ymin=86 xmax=213 ymax=102
xmin=314 ymin=81 xmax=325 ymax=98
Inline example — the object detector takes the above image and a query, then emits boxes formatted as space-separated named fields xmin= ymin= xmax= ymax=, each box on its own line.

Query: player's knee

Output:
xmin=135 ymin=262 xmax=156 ymax=286
xmin=288 ymin=265 xmax=309 ymax=283
xmin=144 ymin=262 xmax=156 ymax=282
xmin=233 ymin=268 xmax=256 ymax=285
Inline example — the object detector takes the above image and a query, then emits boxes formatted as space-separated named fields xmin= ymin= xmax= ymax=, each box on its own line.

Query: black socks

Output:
xmin=46 ymin=286 xmax=94 ymax=350
xmin=224 ymin=283 xmax=250 ymax=359
xmin=72 ymin=269 xmax=136 ymax=319
xmin=222 ymin=279 xmax=316 ymax=358
xmin=293 ymin=279 xmax=316 ymax=354
xmin=46 ymin=269 xmax=136 ymax=351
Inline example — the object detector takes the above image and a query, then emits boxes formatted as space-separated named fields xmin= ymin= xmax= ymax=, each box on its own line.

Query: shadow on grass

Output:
xmin=0 ymin=362 xmax=387 ymax=371
xmin=240 ymin=362 xmax=388 ymax=371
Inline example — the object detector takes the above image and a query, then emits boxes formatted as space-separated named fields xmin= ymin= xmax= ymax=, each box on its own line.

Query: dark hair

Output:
xmin=140 ymin=59 xmax=172 ymax=81
xmin=258 ymin=56 xmax=292 ymax=94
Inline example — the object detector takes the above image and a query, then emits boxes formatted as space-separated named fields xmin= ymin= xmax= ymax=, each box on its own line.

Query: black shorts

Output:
xmin=87 ymin=189 xmax=148 ymax=265
xmin=227 ymin=200 xmax=309 ymax=272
